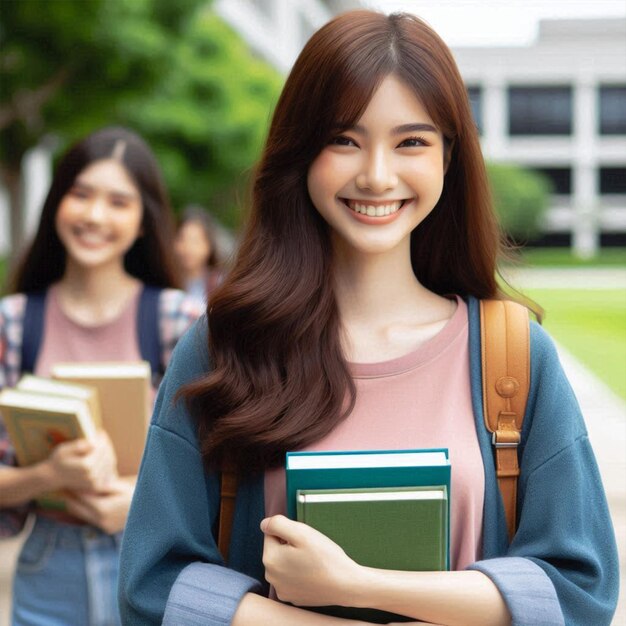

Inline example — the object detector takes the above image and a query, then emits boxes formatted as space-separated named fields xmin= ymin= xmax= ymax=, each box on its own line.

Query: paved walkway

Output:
xmin=556 ymin=346 xmax=626 ymax=625
xmin=1 ymin=341 xmax=625 ymax=624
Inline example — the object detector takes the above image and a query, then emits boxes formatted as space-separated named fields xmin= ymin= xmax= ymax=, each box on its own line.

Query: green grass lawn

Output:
xmin=525 ymin=288 xmax=626 ymax=400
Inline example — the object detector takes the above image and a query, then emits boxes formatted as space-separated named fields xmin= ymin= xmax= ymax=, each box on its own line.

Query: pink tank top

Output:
xmin=265 ymin=297 xmax=484 ymax=570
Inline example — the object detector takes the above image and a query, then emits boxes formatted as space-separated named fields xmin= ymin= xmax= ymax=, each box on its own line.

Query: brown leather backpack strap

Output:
xmin=218 ymin=468 xmax=238 ymax=561
xmin=480 ymin=299 xmax=530 ymax=541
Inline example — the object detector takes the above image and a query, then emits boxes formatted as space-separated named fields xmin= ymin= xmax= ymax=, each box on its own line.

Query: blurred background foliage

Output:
xmin=0 ymin=0 xmax=283 ymax=243
xmin=117 ymin=9 xmax=283 ymax=229
xmin=486 ymin=162 xmax=551 ymax=242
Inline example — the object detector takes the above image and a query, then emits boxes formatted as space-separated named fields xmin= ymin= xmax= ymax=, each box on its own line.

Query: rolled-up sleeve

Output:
xmin=469 ymin=557 xmax=563 ymax=626
xmin=163 ymin=563 xmax=262 ymax=626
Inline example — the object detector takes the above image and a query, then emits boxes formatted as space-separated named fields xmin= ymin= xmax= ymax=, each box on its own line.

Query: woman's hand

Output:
xmin=261 ymin=514 xmax=363 ymax=608
xmin=64 ymin=475 xmax=136 ymax=534
xmin=46 ymin=430 xmax=117 ymax=492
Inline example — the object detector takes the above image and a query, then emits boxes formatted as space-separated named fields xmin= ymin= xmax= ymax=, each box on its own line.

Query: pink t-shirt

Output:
xmin=265 ymin=297 xmax=484 ymax=570
xmin=35 ymin=285 xmax=143 ymax=377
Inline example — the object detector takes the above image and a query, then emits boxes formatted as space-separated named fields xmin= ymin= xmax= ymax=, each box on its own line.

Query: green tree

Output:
xmin=487 ymin=163 xmax=552 ymax=242
xmin=119 ymin=12 xmax=283 ymax=229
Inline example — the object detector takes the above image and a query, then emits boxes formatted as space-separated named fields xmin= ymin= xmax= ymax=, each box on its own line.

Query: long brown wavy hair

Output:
xmin=184 ymin=10 xmax=508 ymax=474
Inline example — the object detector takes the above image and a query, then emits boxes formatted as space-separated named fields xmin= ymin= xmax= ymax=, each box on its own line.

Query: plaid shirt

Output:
xmin=0 ymin=288 xmax=204 ymax=536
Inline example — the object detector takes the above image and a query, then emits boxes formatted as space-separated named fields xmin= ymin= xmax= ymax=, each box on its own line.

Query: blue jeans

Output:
xmin=12 ymin=516 xmax=122 ymax=626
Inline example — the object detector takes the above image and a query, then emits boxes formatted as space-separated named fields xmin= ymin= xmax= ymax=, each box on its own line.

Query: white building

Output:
xmin=0 ymin=147 xmax=51 ymax=258
xmin=453 ymin=18 xmax=626 ymax=256
xmin=213 ymin=0 xmax=357 ymax=73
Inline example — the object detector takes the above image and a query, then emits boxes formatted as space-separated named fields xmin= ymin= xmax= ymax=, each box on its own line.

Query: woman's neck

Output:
xmin=55 ymin=261 xmax=141 ymax=327
xmin=185 ymin=266 xmax=207 ymax=281
xmin=332 ymin=241 xmax=456 ymax=363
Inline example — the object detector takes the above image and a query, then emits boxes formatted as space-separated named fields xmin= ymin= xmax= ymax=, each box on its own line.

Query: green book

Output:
xmin=296 ymin=485 xmax=448 ymax=571
xmin=295 ymin=485 xmax=448 ymax=623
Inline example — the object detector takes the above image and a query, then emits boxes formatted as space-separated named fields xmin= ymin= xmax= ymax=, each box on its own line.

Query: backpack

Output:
xmin=20 ymin=286 xmax=165 ymax=381
xmin=221 ymin=299 xmax=531 ymax=559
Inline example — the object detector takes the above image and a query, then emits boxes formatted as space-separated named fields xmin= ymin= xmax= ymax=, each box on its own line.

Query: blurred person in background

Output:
xmin=0 ymin=127 xmax=202 ymax=626
xmin=174 ymin=205 xmax=225 ymax=303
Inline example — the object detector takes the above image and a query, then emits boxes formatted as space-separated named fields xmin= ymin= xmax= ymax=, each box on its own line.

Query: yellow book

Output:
xmin=51 ymin=361 xmax=151 ymax=476
xmin=17 ymin=374 xmax=103 ymax=429
xmin=0 ymin=388 xmax=98 ymax=509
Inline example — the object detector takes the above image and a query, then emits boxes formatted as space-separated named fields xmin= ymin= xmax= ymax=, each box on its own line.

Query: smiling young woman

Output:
xmin=119 ymin=11 xmax=618 ymax=626
xmin=0 ymin=127 xmax=202 ymax=626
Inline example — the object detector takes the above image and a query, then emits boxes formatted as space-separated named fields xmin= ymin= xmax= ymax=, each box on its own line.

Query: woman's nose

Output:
xmin=84 ymin=197 xmax=107 ymax=222
xmin=356 ymin=148 xmax=398 ymax=193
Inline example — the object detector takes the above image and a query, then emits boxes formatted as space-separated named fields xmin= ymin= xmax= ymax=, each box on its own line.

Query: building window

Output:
xmin=508 ymin=86 xmax=572 ymax=135
xmin=599 ymin=167 xmax=626 ymax=194
xmin=599 ymin=85 xmax=626 ymax=135
xmin=466 ymin=86 xmax=482 ymax=134
xmin=533 ymin=167 xmax=572 ymax=195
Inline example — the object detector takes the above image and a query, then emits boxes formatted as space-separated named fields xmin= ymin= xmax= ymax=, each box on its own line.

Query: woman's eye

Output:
xmin=398 ymin=136 xmax=429 ymax=148
xmin=69 ymin=188 xmax=90 ymax=200
xmin=330 ymin=135 xmax=357 ymax=147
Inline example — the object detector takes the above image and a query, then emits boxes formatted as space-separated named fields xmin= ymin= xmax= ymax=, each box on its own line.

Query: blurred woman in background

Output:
xmin=0 ymin=126 xmax=202 ymax=626
xmin=174 ymin=205 xmax=225 ymax=303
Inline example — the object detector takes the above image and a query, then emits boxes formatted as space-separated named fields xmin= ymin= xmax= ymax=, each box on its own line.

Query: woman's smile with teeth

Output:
xmin=343 ymin=199 xmax=406 ymax=216
xmin=72 ymin=227 xmax=111 ymax=246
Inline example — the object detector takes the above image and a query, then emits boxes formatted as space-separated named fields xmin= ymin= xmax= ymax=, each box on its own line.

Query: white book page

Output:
xmin=18 ymin=376 xmax=92 ymax=399
xmin=299 ymin=489 xmax=446 ymax=503
xmin=287 ymin=450 xmax=448 ymax=470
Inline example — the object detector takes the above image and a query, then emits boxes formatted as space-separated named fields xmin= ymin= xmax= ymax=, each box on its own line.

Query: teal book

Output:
xmin=296 ymin=485 xmax=448 ymax=572
xmin=286 ymin=448 xmax=451 ymax=568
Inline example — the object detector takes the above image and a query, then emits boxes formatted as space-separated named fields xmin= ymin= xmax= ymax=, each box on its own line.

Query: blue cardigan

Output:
xmin=118 ymin=297 xmax=619 ymax=625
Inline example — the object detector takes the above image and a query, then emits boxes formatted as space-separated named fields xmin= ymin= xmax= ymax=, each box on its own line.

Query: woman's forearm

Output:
xmin=261 ymin=516 xmax=511 ymax=626
xmin=232 ymin=593 xmax=371 ymax=626
xmin=0 ymin=462 xmax=56 ymax=507
xmin=348 ymin=568 xmax=510 ymax=626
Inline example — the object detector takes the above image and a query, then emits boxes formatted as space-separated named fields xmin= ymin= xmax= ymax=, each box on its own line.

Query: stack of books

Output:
xmin=0 ymin=362 xmax=151 ymax=508
xmin=51 ymin=362 xmax=151 ymax=476
xmin=285 ymin=448 xmax=451 ymax=622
